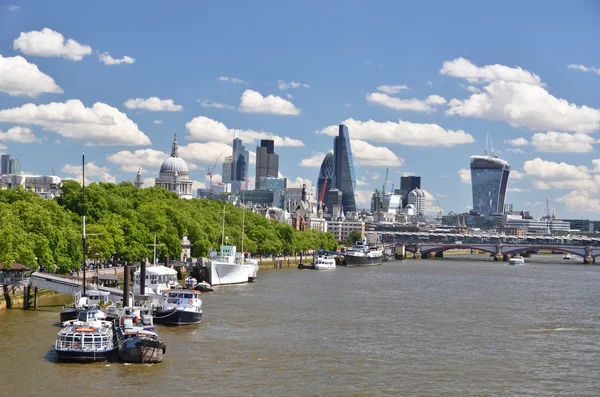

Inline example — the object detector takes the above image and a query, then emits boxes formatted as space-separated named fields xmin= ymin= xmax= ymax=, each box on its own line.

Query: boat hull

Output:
xmin=54 ymin=348 xmax=114 ymax=362
xmin=118 ymin=338 xmax=164 ymax=363
xmin=208 ymin=262 xmax=258 ymax=286
xmin=153 ymin=309 xmax=203 ymax=326
xmin=59 ymin=307 xmax=77 ymax=323
xmin=344 ymin=255 xmax=382 ymax=267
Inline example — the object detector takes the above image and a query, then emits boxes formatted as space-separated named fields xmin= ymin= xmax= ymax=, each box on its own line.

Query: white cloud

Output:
xmin=98 ymin=52 xmax=135 ymax=65
xmin=567 ymin=64 xmax=600 ymax=76
xmin=425 ymin=95 xmax=447 ymax=105
xmin=124 ymin=97 xmax=183 ymax=112
xmin=0 ymin=143 xmax=6 ymax=150
xmin=366 ymin=92 xmax=436 ymax=112
xmin=286 ymin=93 xmax=293 ymax=99
xmin=557 ymin=190 xmax=600 ymax=213
xmin=376 ymin=85 xmax=408 ymax=94
xmin=440 ymin=57 xmax=543 ymax=85
xmin=62 ymin=162 xmax=115 ymax=184
xmin=511 ymin=170 xmax=524 ymax=180
xmin=371 ymin=172 xmax=381 ymax=180
xmin=356 ymin=176 xmax=368 ymax=186
xmin=523 ymin=158 xmax=590 ymax=182
xmin=299 ymin=152 xmax=326 ymax=167
xmin=192 ymin=180 xmax=206 ymax=190
xmin=143 ymin=177 xmax=155 ymax=187
xmin=351 ymin=139 xmax=403 ymax=166
xmin=277 ymin=80 xmax=309 ymax=90
xmin=153 ymin=120 xmax=162 ymax=124
xmin=458 ymin=168 xmax=471 ymax=184
xmin=179 ymin=142 xmax=233 ymax=166
xmin=530 ymin=131 xmax=597 ymax=153
xmin=0 ymin=126 xmax=41 ymax=143
xmin=318 ymin=118 xmax=475 ymax=147
xmin=507 ymin=148 xmax=525 ymax=154
xmin=197 ymin=99 xmax=234 ymax=110
xmin=218 ymin=76 xmax=247 ymax=84
xmin=446 ymin=80 xmax=600 ymax=134
xmin=505 ymin=137 xmax=529 ymax=146
xmin=467 ymin=85 xmax=481 ymax=93
xmin=107 ymin=148 xmax=172 ymax=173
xmin=185 ymin=116 xmax=304 ymax=146
xmin=0 ymin=54 xmax=63 ymax=97
xmin=205 ymin=173 xmax=223 ymax=185
xmin=0 ymin=99 xmax=151 ymax=146
xmin=239 ymin=89 xmax=301 ymax=115
xmin=507 ymin=188 xmax=530 ymax=193
xmin=355 ymin=189 xmax=374 ymax=209
xmin=14 ymin=28 xmax=92 ymax=61
xmin=7 ymin=5 xmax=20 ymax=11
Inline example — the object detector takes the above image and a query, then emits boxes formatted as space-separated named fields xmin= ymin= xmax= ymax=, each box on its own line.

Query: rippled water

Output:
xmin=1 ymin=258 xmax=599 ymax=396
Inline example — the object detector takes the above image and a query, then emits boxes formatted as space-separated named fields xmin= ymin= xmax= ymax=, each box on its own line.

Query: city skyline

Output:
xmin=1 ymin=2 xmax=600 ymax=217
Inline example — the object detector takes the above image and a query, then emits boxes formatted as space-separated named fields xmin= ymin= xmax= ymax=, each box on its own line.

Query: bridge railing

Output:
xmin=380 ymin=232 xmax=600 ymax=247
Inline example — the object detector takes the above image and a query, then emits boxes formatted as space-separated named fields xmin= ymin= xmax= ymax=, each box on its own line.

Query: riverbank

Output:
xmin=0 ymin=289 xmax=61 ymax=312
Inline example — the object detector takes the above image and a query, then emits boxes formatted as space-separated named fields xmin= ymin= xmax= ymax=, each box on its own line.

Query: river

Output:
xmin=1 ymin=258 xmax=599 ymax=396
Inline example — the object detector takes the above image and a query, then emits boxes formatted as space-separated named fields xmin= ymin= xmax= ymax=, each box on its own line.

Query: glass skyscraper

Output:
xmin=470 ymin=155 xmax=511 ymax=215
xmin=333 ymin=124 xmax=357 ymax=214
xmin=255 ymin=139 xmax=279 ymax=189
xmin=231 ymin=138 xmax=249 ymax=193
xmin=317 ymin=152 xmax=335 ymax=207
xmin=1 ymin=154 xmax=10 ymax=175
xmin=399 ymin=176 xmax=421 ymax=209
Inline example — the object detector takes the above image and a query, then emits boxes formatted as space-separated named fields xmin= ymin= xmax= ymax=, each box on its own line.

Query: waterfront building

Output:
xmin=470 ymin=155 xmax=510 ymax=215
xmin=0 ymin=154 xmax=10 ymax=175
xmin=324 ymin=189 xmax=343 ymax=215
xmin=134 ymin=169 xmax=144 ymax=188
xmin=399 ymin=176 xmax=421 ymax=209
xmin=503 ymin=214 xmax=570 ymax=235
xmin=407 ymin=188 xmax=426 ymax=215
xmin=317 ymin=152 xmax=335 ymax=210
xmin=255 ymin=139 xmax=279 ymax=189
xmin=0 ymin=174 xmax=62 ymax=196
xmin=562 ymin=219 xmax=600 ymax=233
xmin=333 ymin=124 xmax=357 ymax=214
xmin=259 ymin=176 xmax=286 ymax=191
xmin=9 ymin=158 xmax=21 ymax=175
xmin=154 ymin=134 xmax=193 ymax=199
xmin=221 ymin=156 xmax=233 ymax=183
xmin=326 ymin=219 xmax=364 ymax=243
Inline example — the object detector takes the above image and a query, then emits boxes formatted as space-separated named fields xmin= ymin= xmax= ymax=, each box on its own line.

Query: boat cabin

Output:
xmin=163 ymin=290 xmax=202 ymax=306
xmin=133 ymin=265 xmax=179 ymax=295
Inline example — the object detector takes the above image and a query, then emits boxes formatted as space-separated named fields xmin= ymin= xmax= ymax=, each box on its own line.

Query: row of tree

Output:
xmin=0 ymin=181 xmax=338 ymax=272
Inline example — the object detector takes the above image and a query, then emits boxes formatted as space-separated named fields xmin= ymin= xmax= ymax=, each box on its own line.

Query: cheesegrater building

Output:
xmin=470 ymin=155 xmax=511 ymax=215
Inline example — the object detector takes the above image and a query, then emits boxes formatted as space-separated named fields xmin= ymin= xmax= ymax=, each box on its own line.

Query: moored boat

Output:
xmin=152 ymin=289 xmax=203 ymax=325
xmin=115 ymin=306 xmax=165 ymax=363
xmin=313 ymin=253 xmax=336 ymax=270
xmin=508 ymin=255 xmax=525 ymax=265
xmin=55 ymin=309 xmax=116 ymax=362
xmin=344 ymin=237 xmax=383 ymax=267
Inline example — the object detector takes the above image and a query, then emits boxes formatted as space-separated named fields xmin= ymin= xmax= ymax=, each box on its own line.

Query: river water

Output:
xmin=1 ymin=257 xmax=599 ymax=396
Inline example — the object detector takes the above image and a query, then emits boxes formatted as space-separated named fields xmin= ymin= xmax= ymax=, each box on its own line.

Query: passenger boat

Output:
xmin=152 ymin=289 xmax=203 ymax=325
xmin=55 ymin=309 xmax=116 ymax=362
xmin=313 ymin=253 xmax=336 ymax=270
xmin=508 ymin=255 xmax=525 ymax=265
xmin=115 ymin=306 xmax=165 ymax=363
xmin=59 ymin=290 xmax=112 ymax=323
xmin=563 ymin=254 xmax=574 ymax=260
xmin=344 ymin=237 xmax=383 ymax=267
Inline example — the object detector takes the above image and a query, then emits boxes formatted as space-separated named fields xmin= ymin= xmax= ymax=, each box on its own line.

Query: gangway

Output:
xmin=30 ymin=272 xmax=128 ymax=299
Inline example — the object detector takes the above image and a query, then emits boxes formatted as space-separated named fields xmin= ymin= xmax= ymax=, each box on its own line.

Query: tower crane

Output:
xmin=382 ymin=168 xmax=389 ymax=194
xmin=318 ymin=175 xmax=329 ymax=208
xmin=207 ymin=153 xmax=223 ymax=196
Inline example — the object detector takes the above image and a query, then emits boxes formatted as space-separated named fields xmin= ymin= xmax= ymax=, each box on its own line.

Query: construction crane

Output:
xmin=52 ymin=167 xmax=55 ymax=176
xmin=318 ymin=175 xmax=329 ymax=207
xmin=437 ymin=198 xmax=442 ymax=220
xmin=382 ymin=168 xmax=389 ymax=194
xmin=206 ymin=153 xmax=222 ymax=196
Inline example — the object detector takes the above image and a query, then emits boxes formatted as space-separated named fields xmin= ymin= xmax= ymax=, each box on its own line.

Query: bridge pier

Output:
xmin=395 ymin=244 xmax=405 ymax=260
xmin=503 ymin=254 xmax=510 ymax=262
xmin=422 ymin=252 xmax=430 ymax=259
xmin=584 ymin=247 xmax=595 ymax=264
xmin=435 ymin=251 xmax=444 ymax=258
xmin=414 ymin=246 xmax=422 ymax=259
xmin=494 ymin=244 xmax=503 ymax=261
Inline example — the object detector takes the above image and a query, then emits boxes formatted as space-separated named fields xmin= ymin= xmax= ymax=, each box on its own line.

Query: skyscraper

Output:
xmin=255 ymin=139 xmax=279 ymax=189
xmin=231 ymin=137 xmax=249 ymax=193
xmin=1 ymin=154 xmax=10 ymax=175
xmin=8 ymin=158 xmax=21 ymax=175
xmin=470 ymin=155 xmax=511 ymax=215
xmin=317 ymin=152 xmax=335 ymax=208
xmin=400 ymin=176 xmax=421 ymax=209
xmin=333 ymin=124 xmax=357 ymax=213
xmin=221 ymin=156 xmax=233 ymax=183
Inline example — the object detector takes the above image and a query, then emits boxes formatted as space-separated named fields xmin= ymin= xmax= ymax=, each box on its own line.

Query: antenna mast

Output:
xmin=82 ymin=151 xmax=87 ymax=297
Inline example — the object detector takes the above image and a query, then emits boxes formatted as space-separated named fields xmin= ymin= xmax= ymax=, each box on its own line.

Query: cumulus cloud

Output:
xmin=178 ymin=142 xmax=232 ymax=165
xmin=530 ymin=131 xmax=597 ymax=153
xmin=218 ymin=76 xmax=247 ymax=84
xmin=0 ymin=99 xmax=151 ymax=146
xmin=107 ymin=148 xmax=173 ymax=173
xmin=376 ymin=85 xmax=408 ymax=94
xmin=153 ymin=120 xmax=162 ymax=124
xmin=197 ymin=99 xmax=234 ymax=110
xmin=446 ymin=80 xmax=600 ymax=134
xmin=0 ymin=54 xmax=63 ymax=97
xmin=277 ymin=80 xmax=309 ymax=90
xmin=507 ymin=148 xmax=525 ymax=154
xmin=567 ymin=64 xmax=600 ymax=76
xmin=98 ymin=52 xmax=135 ymax=65
xmin=62 ymin=162 xmax=115 ymax=184
xmin=440 ymin=57 xmax=543 ymax=85
xmin=505 ymin=137 xmax=529 ymax=147
xmin=14 ymin=28 xmax=92 ymax=61
xmin=0 ymin=126 xmax=41 ymax=143
xmin=557 ymin=190 xmax=600 ymax=213
xmin=351 ymin=139 xmax=403 ymax=166
xmin=355 ymin=189 xmax=374 ymax=209
xmin=185 ymin=116 xmax=304 ymax=147
xmin=124 ymin=97 xmax=183 ymax=112
xmin=458 ymin=168 xmax=471 ymax=184
xmin=299 ymin=152 xmax=326 ymax=167
xmin=318 ymin=118 xmax=475 ymax=147
xmin=7 ymin=5 xmax=20 ymax=11
xmin=239 ymin=89 xmax=301 ymax=115
xmin=511 ymin=170 xmax=524 ymax=180
xmin=523 ymin=158 xmax=590 ymax=183
xmin=366 ymin=92 xmax=440 ymax=112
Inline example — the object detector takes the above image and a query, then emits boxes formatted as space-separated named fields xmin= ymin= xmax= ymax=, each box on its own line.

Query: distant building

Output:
xmin=399 ymin=176 xmax=420 ymax=209
xmin=0 ymin=174 xmax=62 ymax=197
xmin=324 ymin=189 xmax=343 ymax=214
xmin=327 ymin=219 xmax=364 ymax=243
xmin=240 ymin=190 xmax=274 ymax=207
xmin=291 ymin=184 xmax=326 ymax=232
xmin=563 ymin=219 xmax=600 ymax=233
xmin=317 ymin=152 xmax=335 ymax=209
xmin=259 ymin=176 xmax=286 ymax=191
xmin=470 ymin=155 xmax=510 ymax=215
xmin=503 ymin=214 xmax=569 ymax=235
xmin=1 ymin=154 xmax=10 ymax=175
xmin=333 ymin=124 xmax=357 ymax=214
xmin=9 ymin=158 xmax=21 ymax=175
xmin=134 ymin=169 xmax=144 ymax=188
xmin=221 ymin=156 xmax=233 ymax=183
xmin=407 ymin=188 xmax=426 ymax=215
xmin=154 ymin=134 xmax=193 ymax=199
xmin=230 ymin=138 xmax=250 ymax=194
xmin=255 ymin=139 xmax=279 ymax=189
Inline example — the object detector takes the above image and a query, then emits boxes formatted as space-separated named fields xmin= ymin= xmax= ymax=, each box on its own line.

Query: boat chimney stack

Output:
xmin=123 ymin=263 xmax=130 ymax=307
xmin=140 ymin=260 xmax=146 ymax=296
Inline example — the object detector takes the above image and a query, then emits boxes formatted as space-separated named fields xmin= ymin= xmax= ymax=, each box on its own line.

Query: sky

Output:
xmin=1 ymin=0 xmax=600 ymax=218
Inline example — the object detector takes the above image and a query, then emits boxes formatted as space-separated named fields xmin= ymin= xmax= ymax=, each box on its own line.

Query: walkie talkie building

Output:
xmin=470 ymin=155 xmax=511 ymax=215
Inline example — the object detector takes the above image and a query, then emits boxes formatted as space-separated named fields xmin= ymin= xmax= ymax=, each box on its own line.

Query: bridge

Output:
xmin=374 ymin=232 xmax=600 ymax=263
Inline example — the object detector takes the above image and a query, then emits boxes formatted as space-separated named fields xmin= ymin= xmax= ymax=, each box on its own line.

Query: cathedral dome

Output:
xmin=160 ymin=157 xmax=188 ymax=173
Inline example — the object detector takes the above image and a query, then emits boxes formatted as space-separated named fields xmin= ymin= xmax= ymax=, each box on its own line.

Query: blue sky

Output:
xmin=1 ymin=1 xmax=600 ymax=217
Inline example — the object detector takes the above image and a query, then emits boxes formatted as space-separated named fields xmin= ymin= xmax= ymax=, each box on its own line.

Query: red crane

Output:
xmin=319 ymin=175 xmax=329 ymax=207
xmin=207 ymin=153 xmax=222 ymax=195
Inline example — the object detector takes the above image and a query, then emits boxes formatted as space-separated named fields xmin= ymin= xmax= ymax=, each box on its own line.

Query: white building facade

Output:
xmin=155 ymin=134 xmax=193 ymax=199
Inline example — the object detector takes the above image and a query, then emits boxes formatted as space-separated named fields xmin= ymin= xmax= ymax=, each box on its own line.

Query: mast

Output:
xmin=82 ymin=151 xmax=87 ymax=297
xmin=153 ymin=232 xmax=157 ymax=265
xmin=241 ymin=185 xmax=245 ymax=264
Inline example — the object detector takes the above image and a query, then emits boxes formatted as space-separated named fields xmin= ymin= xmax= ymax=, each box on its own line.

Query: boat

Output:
xmin=344 ymin=237 xmax=383 ymax=266
xmin=59 ymin=289 xmax=112 ymax=323
xmin=563 ymin=253 xmax=574 ymax=260
xmin=152 ymin=289 xmax=203 ymax=325
xmin=508 ymin=255 xmax=525 ymax=265
xmin=313 ymin=253 xmax=336 ymax=270
xmin=115 ymin=306 xmax=165 ymax=363
xmin=185 ymin=277 xmax=214 ymax=292
xmin=54 ymin=308 xmax=116 ymax=362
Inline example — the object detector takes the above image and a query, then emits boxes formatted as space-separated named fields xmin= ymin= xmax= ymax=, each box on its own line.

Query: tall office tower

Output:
xmin=8 ymin=158 xmax=21 ymax=175
xmin=470 ymin=155 xmax=511 ymax=215
xmin=407 ymin=187 xmax=426 ymax=215
xmin=333 ymin=124 xmax=357 ymax=213
xmin=400 ymin=176 xmax=421 ymax=209
xmin=231 ymin=137 xmax=249 ymax=193
xmin=255 ymin=139 xmax=279 ymax=189
xmin=1 ymin=154 xmax=10 ymax=175
xmin=222 ymin=156 xmax=233 ymax=183
xmin=317 ymin=152 xmax=335 ymax=210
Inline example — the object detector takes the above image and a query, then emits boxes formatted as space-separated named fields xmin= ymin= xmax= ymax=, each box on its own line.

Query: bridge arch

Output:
xmin=418 ymin=244 xmax=497 ymax=255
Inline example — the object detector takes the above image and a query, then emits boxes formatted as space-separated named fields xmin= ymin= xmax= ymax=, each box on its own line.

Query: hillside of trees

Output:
xmin=0 ymin=181 xmax=337 ymax=273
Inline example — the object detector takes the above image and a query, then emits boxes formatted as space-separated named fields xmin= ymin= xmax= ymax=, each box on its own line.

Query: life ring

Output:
xmin=188 ymin=300 xmax=193 ymax=305
xmin=72 ymin=342 xmax=79 ymax=349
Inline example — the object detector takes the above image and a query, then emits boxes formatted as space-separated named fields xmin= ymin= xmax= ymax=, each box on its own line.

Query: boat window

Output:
xmin=183 ymin=293 xmax=192 ymax=299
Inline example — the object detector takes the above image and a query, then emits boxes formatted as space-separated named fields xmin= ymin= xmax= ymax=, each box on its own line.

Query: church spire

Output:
xmin=171 ymin=134 xmax=179 ymax=157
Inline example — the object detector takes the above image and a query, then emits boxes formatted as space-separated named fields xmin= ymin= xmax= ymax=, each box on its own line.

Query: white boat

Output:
xmin=563 ymin=253 xmax=574 ymax=260
xmin=55 ymin=308 xmax=115 ymax=362
xmin=508 ymin=255 xmax=525 ymax=265
xmin=206 ymin=243 xmax=259 ymax=286
xmin=345 ymin=237 xmax=383 ymax=266
xmin=115 ymin=306 xmax=165 ymax=363
xmin=313 ymin=253 xmax=336 ymax=270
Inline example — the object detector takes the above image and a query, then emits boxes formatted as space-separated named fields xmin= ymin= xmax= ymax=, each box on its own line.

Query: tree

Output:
xmin=346 ymin=230 xmax=362 ymax=246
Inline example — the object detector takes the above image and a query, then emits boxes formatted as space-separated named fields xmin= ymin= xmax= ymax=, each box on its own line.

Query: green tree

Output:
xmin=346 ymin=230 xmax=362 ymax=246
